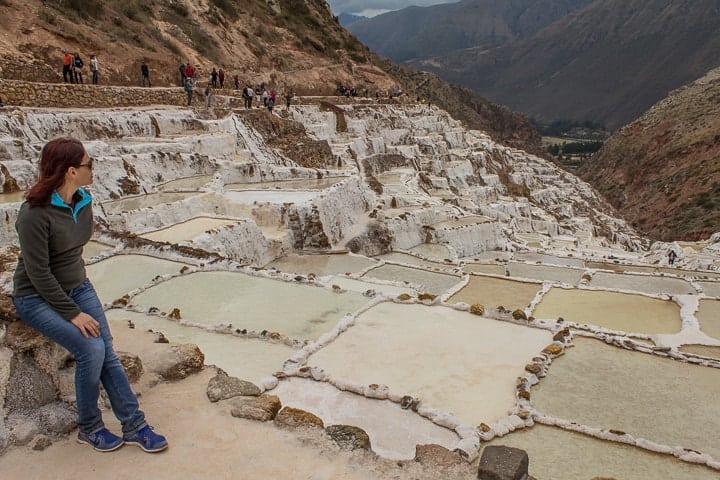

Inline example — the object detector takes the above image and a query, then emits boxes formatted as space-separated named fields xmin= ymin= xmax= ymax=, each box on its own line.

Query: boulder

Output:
xmin=150 ymin=344 xmax=204 ymax=380
xmin=326 ymin=425 xmax=371 ymax=451
xmin=5 ymin=321 xmax=51 ymax=352
xmin=274 ymin=406 xmax=324 ymax=429
xmin=30 ymin=434 xmax=52 ymax=451
xmin=38 ymin=402 xmax=76 ymax=435
xmin=415 ymin=443 xmax=464 ymax=467
xmin=470 ymin=304 xmax=485 ymax=315
xmin=478 ymin=445 xmax=529 ymax=480
xmin=206 ymin=371 xmax=260 ymax=402
xmin=5 ymin=352 xmax=56 ymax=414
xmin=230 ymin=394 xmax=281 ymax=422
xmin=6 ymin=415 xmax=39 ymax=446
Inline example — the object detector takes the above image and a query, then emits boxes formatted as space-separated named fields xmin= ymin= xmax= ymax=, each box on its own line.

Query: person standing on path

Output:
xmin=218 ymin=69 xmax=225 ymax=89
xmin=141 ymin=62 xmax=151 ymax=87
xmin=89 ymin=55 xmax=99 ymax=85
xmin=73 ymin=53 xmax=84 ymax=84
xmin=184 ymin=77 xmax=195 ymax=106
xmin=62 ymin=50 xmax=74 ymax=83
xmin=12 ymin=137 xmax=169 ymax=453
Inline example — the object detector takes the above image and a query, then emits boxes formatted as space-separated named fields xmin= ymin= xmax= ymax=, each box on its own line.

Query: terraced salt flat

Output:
xmin=82 ymin=241 xmax=113 ymax=259
xmin=584 ymin=261 xmax=657 ymax=274
xmin=272 ymin=377 xmax=459 ymax=459
xmin=225 ymin=178 xmax=343 ymax=190
xmin=590 ymin=271 xmax=696 ymax=295
xmin=308 ymin=302 xmax=553 ymax=426
xmin=139 ymin=217 xmax=239 ymax=243
xmin=130 ymin=271 xmax=371 ymax=341
xmin=223 ymin=190 xmax=319 ymax=204
xmin=361 ymin=264 xmax=461 ymax=296
xmin=507 ymin=262 xmax=583 ymax=285
xmin=461 ymin=263 xmax=506 ymax=276
xmin=107 ymin=310 xmax=295 ymax=384
xmin=532 ymin=288 xmax=681 ymax=334
xmin=0 ymin=191 xmax=25 ymax=203
xmin=86 ymin=254 xmax=191 ymax=304
xmin=482 ymin=424 xmax=719 ymax=480
xmin=532 ymin=337 xmax=720 ymax=461
xmin=698 ymin=281 xmax=720 ymax=298
xmin=697 ymin=299 xmax=720 ymax=340
xmin=449 ymin=275 xmax=541 ymax=311
xmin=102 ymin=192 xmax=199 ymax=214
xmin=679 ymin=344 xmax=720 ymax=359
xmin=433 ymin=216 xmax=493 ymax=228
xmin=266 ymin=253 xmax=378 ymax=276
xmin=515 ymin=253 xmax=584 ymax=268
xmin=325 ymin=276 xmax=414 ymax=296
xmin=377 ymin=252 xmax=455 ymax=271
xmin=158 ymin=175 xmax=213 ymax=191
xmin=408 ymin=243 xmax=453 ymax=261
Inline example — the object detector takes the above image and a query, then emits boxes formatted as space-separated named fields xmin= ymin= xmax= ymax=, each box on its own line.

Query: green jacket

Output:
xmin=13 ymin=188 xmax=93 ymax=320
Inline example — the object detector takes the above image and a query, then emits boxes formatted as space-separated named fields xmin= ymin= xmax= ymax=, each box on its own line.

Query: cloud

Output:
xmin=327 ymin=0 xmax=457 ymax=17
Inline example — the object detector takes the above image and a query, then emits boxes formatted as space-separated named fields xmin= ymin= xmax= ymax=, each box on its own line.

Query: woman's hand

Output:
xmin=71 ymin=312 xmax=100 ymax=338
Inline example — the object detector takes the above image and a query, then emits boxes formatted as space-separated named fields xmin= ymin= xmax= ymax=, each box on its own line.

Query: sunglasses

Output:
xmin=76 ymin=157 xmax=94 ymax=170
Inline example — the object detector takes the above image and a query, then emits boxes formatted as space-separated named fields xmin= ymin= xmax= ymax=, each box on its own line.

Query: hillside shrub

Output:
xmin=58 ymin=0 xmax=104 ymax=19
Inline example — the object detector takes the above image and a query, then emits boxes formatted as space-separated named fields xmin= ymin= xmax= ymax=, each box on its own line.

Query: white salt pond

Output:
xmin=325 ymin=276 xmax=414 ymax=296
xmin=130 ymin=271 xmax=371 ymax=340
xmin=462 ymin=263 xmax=506 ymax=276
xmin=482 ymin=424 xmax=719 ymax=480
xmin=532 ymin=337 xmax=720 ymax=461
xmin=697 ymin=299 xmax=720 ymax=340
xmin=449 ymin=276 xmax=541 ymax=311
xmin=515 ymin=253 xmax=584 ymax=268
xmin=532 ymin=288 xmax=681 ymax=334
xmin=102 ymin=192 xmax=199 ymax=214
xmin=266 ymin=253 xmax=378 ymax=276
xmin=308 ymin=302 xmax=553 ymax=426
xmin=223 ymin=190 xmax=319 ymax=204
xmin=158 ymin=175 xmax=213 ymax=191
xmin=408 ymin=243 xmax=453 ymax=261
xmin=362 ymin=264 xmax=461 ymax=295
xmin=507 ymin=262 xmax=583 ymax=285
xmin=698 ymin=281 xmax=720 ymax=298
xmin=272 ymin=377 xmax=459 ymax=459
xmin=377 ymin=252 xmax=455 ymax=272
xmin=0 ymin=191 xmax=25 ymax=203
xmin=226 ymin=178 xmax=344 ymax=190
xmin=86 ymin=254 xmax=191 ymax=305
xmin=139 ymin=217 xmax=239 ymax=243
xmin=590 ymin=271 xmax=696 ymax=295
xmin=106 ymin=310 xmax=295 ymax=384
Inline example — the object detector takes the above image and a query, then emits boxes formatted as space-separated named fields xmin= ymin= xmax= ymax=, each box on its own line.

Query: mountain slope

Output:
xmin=578 ymin=67 xmax=720 ymax=241
xmin=414 ymin=0 xmax=720 ymax=129
xmin=347 ymin=0 xmax=591 ymax=62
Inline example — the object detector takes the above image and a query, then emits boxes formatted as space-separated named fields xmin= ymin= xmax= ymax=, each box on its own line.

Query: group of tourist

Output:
xmin=62 ymin=51 xmax=99 ymax=85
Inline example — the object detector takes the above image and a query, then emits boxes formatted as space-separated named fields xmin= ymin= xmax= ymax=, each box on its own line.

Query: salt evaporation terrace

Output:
xmin=2 ymin=104 xmax=720 ymax=478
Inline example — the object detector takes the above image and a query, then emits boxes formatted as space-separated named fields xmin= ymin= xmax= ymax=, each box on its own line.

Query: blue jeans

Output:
xmin=13 ymin=278 xmax=146 ymax=435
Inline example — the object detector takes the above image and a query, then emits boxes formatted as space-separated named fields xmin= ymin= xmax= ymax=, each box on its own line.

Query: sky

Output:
xmin=326 ymin=0 xmax=458 ymax=18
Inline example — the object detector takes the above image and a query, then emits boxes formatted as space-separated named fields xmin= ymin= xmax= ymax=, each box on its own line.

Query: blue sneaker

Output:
xmin=123 ymin=425 xmax=168 ymax=453
xmin=77 ymin=428 xmax=124 ymax=452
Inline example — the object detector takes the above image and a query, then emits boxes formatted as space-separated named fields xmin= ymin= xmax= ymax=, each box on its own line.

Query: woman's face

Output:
xmin=73 ymin=153 xmax=94 ymax=186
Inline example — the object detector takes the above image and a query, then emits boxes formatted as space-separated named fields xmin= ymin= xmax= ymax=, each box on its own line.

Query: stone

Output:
xmin=326 ymin=425 xmax=371 ymax=451
xmin=150 ymin=343 xmax=204 ymax=380
xmin=30 ymin=434 xmax=52 ymax=451
xmin=542 ymin=343 xmax=563 ymax=355
xmin=396 ymin=293 xmax=412 ymax=301
xmin=5 ymin=352 xmax=57 ymax=414
xmin=415 ymin=444 xmax=464 ymax=467
xmin=6 ymin=415 xmax=39 ymax=446
xmin=206 ymin=371 xmax=261 ymax=402
xmin=274 ymin=406 xmax=324 ymax=429
xmin=552 ymin=327 xmax=570 ymax=342
xmin=478 ymin=445 xmax=529 ymax=480
xmin=524 ymin=363 xmax=541 ymax=375
xmin=418 ymin=293 xmax=436 ymax=302
xmin=470 ymin=304 xmax=485 ymax=315
xmin=230 ymin=394 xmax=281 ymax=422
xmin=117 ymin=351 xmax=143 ymax=383
xmin=511 ymin=309 xmax=527 ymax=321
xmin=38 ymin=402 xmax=76 ymax=435
xmin=5 ymin=321 xmax=51 ymax=351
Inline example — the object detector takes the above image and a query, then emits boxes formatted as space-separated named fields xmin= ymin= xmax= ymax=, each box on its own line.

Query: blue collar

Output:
xmin=51 ymin=188 xmax=92 ymax=222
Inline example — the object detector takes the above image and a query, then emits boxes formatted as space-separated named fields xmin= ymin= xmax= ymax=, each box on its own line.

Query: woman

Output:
xmin=12 ymin=138 xmax=168 ymax=453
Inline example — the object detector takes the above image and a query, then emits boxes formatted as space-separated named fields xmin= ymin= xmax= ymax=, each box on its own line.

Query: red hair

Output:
xmin=26 ymin=137 xmax=86 ymax=207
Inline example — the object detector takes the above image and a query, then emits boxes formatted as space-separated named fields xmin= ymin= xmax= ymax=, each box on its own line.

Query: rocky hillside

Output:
xmin=578 ymin=67 xmax=720 ymax=241
xmin=0 ymin=0 xmax=541 ymax=155
xmin=412 ymin=0 xmax=720 ymax=129
xmin=347 ymin=0 xmax=591 ymax=62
